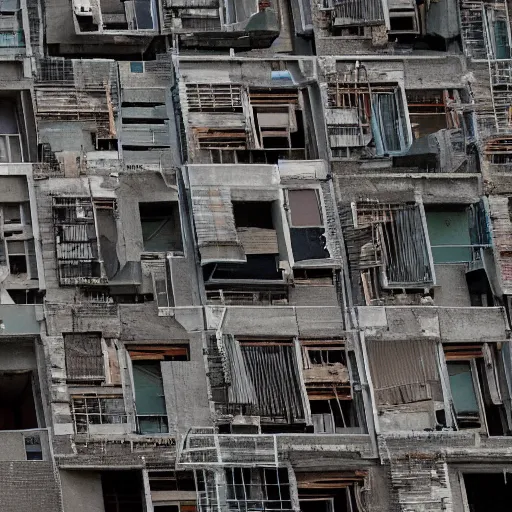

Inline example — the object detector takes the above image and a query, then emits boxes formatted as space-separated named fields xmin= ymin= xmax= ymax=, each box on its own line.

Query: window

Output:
xmin=225 ymin=468 xmax=292 ymax=512
xmin=2 ymin=203 xmax=22 ymax=224
xmin=0 ymin=99 xmax=22 ymax=163
xmin=139 ymin=202 xmax=183 ymax=253
xmin=221 ymin=337 xmax=306 ymax=426
xmin=426 ymin=207 xmax=472 ymax=263
xmin=130 ymin=62 xmax=144 ymax=73
xmin=64 ymin=332 xmax=104 ymax=383
xmin=102 ymin=470 xmax=144 ymax=512
xmin=447 ymin=361 xmax=480 ymax=428
xmin=297 ymin=472 xmax=365 ymax=512
xmin=24 ymin=432 xmax=43 ymax=461
xmin=149 ymin=471 xmax=197 ymax=512
xmin=233 ymin=201 xmax=279 ymax=260
xmin=7 ymin=240 xmax=27 ymax=273
xmin=462 ymin=473 xmax=512 ymax=512
xmin=407 ymin=89 xmax=461 ymax=140
xmin=287 ymin=189 xmax=329 ymax=262
xmin=303 ymin=341 xmax=359 ymax=433
xmin=71 ymin=395 xmax=127 ymax=434
xmin=0 ymin=371 xmax=38 ymax=431
xmin=129 ymin=346 xmax=185 ymax=434
xmin=444 ymin=343 xmax=508 ymax=435
xmin=1 ymin=238 xmax=37 ymax=278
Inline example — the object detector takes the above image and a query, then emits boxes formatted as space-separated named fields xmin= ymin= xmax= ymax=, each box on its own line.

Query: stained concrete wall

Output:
xmin=60 ymin=470 xmax=105 ymax=512
xmin=163 ymin=360 xmax=211 ymax=434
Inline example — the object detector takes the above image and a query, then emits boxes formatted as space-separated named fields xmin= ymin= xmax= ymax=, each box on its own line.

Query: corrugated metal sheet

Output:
xmin=241 ymin=342 xmax=305 ymax=422
xmin=367 ymin=339 xmax=442 ymax=405
xmin=223 ymin=335 xmax=305 ymax=422
xmin=191 ymin=187 xmax=245 ymax=264
xmin=222 ymin=334 xmax=256 ymax=405
xmin=237 ymin=227 xmax=278 ymax=255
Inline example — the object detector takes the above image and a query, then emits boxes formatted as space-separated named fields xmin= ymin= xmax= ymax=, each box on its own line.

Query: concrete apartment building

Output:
xmin=1 ymin=0 xmax=512 ymax=511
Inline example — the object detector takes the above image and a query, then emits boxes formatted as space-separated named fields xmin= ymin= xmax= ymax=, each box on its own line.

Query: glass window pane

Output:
xmin=448 ymin=361 xmax=479 ymax=414
xmin=288 ymin=189 xmax=322 ymax=227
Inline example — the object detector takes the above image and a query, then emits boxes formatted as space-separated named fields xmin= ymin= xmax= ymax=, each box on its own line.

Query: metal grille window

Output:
xmin=53 ymin=197 xmax=102 ymax=285
xmin=225 ymin=468 xmax=292 ymax=512
xmin=64 ymin=332 xmax=105 ymax=383
xmin=71 ymin=396 xmax=127 ymax=434
xmin=186 ymin=83 xmax=242 ymax=112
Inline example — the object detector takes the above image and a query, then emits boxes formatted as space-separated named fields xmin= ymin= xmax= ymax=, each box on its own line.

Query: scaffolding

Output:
xmin=177 ymin=427 xmax=279 ymax=467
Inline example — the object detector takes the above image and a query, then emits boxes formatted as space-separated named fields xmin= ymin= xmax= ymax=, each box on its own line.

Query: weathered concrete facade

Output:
xmin=1 ymin=0 xmax=512 ymax=511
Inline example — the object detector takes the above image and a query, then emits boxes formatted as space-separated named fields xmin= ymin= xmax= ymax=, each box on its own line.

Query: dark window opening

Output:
xmin=233 ymin=201 xmax=274 ymax=229
xmin=112 ymin=293 xmax=154 ymax=304
xmin=0 ymin=371 xmax=38 ymax=431
xmin=97 ymin=137 xmax=118 ymax=151
xmin=290 ymin=228 xmax=329 ymax=261
xmin=139 ymin=201 xmax=183 ymax=253
xmin=467 ymin=269 xmax=495 ymax=307
xmin=203 ymin=255 xmax=282 ymax=281
xmin=464 ymin=473 xmax=512 ymax=512
xmin=102 ymin=470 xmax=144 ymax=512
xmin=2 ymin=204 xmax=21 ymax=224
xmin=390 ymin=15 xmax=415 ymax=32
xmin=308 ymin=349 xmax=345 ymax=366
xmin=8 ymin=254 xmax=27 ymax=274
xmin=7 ymin=289 xmax=44 ymax=304
xmin=77 ymin=17 xmax=98 ymax=31
xmin=309 ymin=397 xmax=359 ymax=432
xmin=445 ymin=343 xmax=508 ymax=435
xmin=287 ymin=189 xmax=329 ymax=261
xmin=298 ymin=473 xmax=364 ymax=512
xmin=149 ymin=471 xmax=196 ymax=492
xmin=294 ymin=268 xmax=334 ymax=281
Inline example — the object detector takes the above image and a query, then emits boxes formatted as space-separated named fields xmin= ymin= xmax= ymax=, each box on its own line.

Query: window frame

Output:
xmin=286 ymin=188 xmax=324 ymax=229
xmin=71 ymin=394 xmax=127 ymax=434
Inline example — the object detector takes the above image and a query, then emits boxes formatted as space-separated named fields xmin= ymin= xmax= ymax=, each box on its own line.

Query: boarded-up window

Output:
xmin=64 ymin=333 xmax=104 ymax=382
xmin=367 ymin=339 xmax=442 ymax=406
xmin=288 ymin=189 xmax=322 ymax=227
xmin=223 ymin=336 xmax=306 ymax=424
